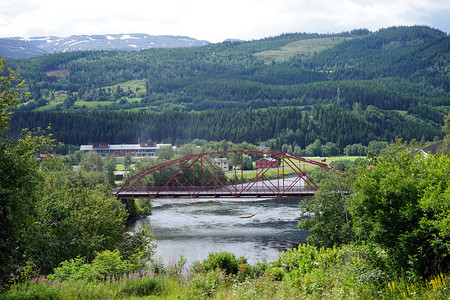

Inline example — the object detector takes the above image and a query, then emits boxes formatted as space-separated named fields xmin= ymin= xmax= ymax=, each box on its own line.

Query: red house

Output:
xmin=255 ymin=157 xmax=279 ymax=168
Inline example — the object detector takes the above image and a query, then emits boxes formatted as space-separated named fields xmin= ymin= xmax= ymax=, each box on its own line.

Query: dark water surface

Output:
xmin=128 ymin=197 xmax=309 ymax=266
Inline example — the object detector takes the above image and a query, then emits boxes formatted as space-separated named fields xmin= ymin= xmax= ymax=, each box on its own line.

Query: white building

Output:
xmin=213 ymin=157 xmax=230 ymax=172
xmin=80 ymin=142 xmax=172 ymax=157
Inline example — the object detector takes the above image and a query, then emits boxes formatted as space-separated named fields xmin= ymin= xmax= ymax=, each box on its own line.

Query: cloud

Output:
xmin=0 ymin=0 xmax=448 ymax=42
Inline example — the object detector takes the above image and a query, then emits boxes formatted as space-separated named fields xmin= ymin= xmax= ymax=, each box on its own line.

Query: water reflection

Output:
xmin=128 ymin=197 xmax=309 ymax=266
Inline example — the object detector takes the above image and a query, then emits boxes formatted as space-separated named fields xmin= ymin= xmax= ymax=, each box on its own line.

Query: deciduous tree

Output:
xmin=350 ymin=142 xmax=450 ymax=278
xmin=298 ymin=172 xmax=354 ymax=247
xmin=0 ymin=59 xmax=54 ymax=286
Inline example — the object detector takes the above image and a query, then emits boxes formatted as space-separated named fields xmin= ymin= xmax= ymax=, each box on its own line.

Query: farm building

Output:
xmin=255 ymin=157 xmax=279 ymax=168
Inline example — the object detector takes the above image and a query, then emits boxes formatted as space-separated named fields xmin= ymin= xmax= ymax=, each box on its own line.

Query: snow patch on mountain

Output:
xmin=7 ymin=33 xmax=210 ymax=55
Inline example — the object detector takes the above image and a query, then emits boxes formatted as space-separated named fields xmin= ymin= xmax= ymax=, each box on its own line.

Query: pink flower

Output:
xmin=367 ymin=165 xmax=371 ymax=170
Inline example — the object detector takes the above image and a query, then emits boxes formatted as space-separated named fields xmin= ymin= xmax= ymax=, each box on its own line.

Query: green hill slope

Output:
xmin=5 ymin=26 xmax=450 ymax=147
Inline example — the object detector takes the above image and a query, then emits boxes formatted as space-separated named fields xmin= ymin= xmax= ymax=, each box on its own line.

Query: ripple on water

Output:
xmin=129 ymin=197 xmax=309 ymax=266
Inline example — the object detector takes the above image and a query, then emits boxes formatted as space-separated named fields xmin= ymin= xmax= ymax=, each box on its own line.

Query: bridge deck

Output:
xmin=115 ymin=188 xmax=316 ymax=199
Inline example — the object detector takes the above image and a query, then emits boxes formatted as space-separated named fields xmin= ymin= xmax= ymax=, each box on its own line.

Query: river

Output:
xmin=128 ymin=197 xmax=309 ymax=266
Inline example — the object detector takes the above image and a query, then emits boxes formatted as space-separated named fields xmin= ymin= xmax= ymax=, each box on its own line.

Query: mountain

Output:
xmin=0 ymin=38 xmax=48 ymax=59
xmin=5 ymin=26 xmax=450 ymax=148
xmin=0 ymin=34 xmax=210 ymax=58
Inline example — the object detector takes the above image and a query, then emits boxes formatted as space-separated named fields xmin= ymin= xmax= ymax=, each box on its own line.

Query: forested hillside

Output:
xmin=10 ymin=105 xmax=443 ymax=149
xmin=4 ymin=26 xmax=450 ymax=149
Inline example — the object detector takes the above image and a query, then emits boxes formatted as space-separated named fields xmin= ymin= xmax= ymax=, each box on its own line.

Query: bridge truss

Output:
xmin=115 ymin=150 xmax=342 ymax=199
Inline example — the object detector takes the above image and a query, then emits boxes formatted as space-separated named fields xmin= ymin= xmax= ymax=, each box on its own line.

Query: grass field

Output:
xmin=34 ymin=103 xmax=60 ymax=111
xmin=254 ymin=37 xmax=352 ymax=63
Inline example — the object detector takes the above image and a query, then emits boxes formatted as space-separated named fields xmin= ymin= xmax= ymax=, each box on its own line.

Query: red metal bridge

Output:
xmin=115 ymin=150 xmax=342 ymax=199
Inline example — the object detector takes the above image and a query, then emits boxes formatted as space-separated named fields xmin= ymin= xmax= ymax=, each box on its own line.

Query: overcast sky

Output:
xmin=1 ymin=0 xmax=449 ymax=43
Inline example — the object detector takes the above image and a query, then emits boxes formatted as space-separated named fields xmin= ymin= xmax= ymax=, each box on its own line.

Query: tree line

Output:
xmin=9 ymin=104 xmax=444 ymax=151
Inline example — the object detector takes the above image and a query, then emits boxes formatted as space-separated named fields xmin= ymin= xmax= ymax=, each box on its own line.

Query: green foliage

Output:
xmin=271 ymin=244 xmax=392 ymax=297
xmin=241 ymin=154 xmax=254 ymax=170
xmin=117 ymin=226 xmax=156 ymax=271
xmin=5 ymin=26 xmax=448 ymax=152
xmin=193 ymin=251 xmax=248 ymax=276
xmin=50 ymin=248 xmax=154 ymax=283
xmin=119 ymin=275 xmax=161 ymax=297
xmin=123 ymin=153 xmax=132 ymax=170
xmin=0 ymin=58 xmax=22 ymax=128
xmin=10 ymin=104 xmax=443 ymax=149
xmin=344 ymin=143 xmax=368 ymax=156
xmin=80 ymin=150 xmax=104 ymax=172
xmin=22 ymin=169 xmax=127 ymax=274
xmin=2 ymin=247 xmax=449 ymax=299
xmin=0 ymin=59 xmax=56 ymax=287
xmin=9 ymin=26 xmax=450 ymax=112
xmin=329 ymin=157 xmax=368 ymax=172
xmin=156 ymin=145 xmax=175 ymax=161
xmin=190 ymin=269 xmax=224 ymax=299
xmin=49 ymin=256 xmax=92 ymax=282
xmin=351 ymin=141 xmax=450 ymax=278
xmin=103 ymin=154 xmax=117 ymax=186
xmin=299 ymin=172 xmax=355 ymax=247
xmin=90 ymin=250 xmax=131 ymax=281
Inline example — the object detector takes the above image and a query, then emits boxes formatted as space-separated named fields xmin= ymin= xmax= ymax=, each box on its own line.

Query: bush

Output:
xmin=193 ymin=251 xmax=247 ymax=276
xmin=90 ymin=250 xmax=131 ymax=280
xmin=49 ymin=257 xmax=93 ymax=282
xmin=50 ymin=250 xmax=132 ymax=282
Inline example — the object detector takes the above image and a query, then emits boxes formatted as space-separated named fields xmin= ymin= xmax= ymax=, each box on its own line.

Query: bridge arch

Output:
xmin=115 ymin=150 xmax=342 ymax=199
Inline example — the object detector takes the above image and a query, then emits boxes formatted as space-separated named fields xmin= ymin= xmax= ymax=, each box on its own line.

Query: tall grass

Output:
xmin=2 ymin=246 xmax=448 ymax=299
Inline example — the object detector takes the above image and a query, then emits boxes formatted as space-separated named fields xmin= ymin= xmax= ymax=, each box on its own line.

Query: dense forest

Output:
xmin=9 ymin=105 xmax=443 ymax=149
xmin=4 ymin=25 xmax=450 ymax=149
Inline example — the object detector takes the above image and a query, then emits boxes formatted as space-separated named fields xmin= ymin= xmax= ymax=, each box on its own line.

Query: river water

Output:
xmin=128 ymin=197 xmax=309 ymax=266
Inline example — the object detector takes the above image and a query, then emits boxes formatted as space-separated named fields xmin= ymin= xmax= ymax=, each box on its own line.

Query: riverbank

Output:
xmin=4 ymin=244 xmax=448 ymax=299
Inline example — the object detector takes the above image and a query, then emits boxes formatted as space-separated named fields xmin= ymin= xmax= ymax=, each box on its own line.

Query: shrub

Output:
xmin=90 ymin=250 xmax=131 ymax=280
xmin=50 ymin=250 xmax=132 ymax=282
xmin=193 ymin=251 xmax=247 ymax=276
xmin=49 ymin=257 xmax=93 ymax=282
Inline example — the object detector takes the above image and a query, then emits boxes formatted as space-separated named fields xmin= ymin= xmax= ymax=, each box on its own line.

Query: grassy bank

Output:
xmin=3 ymin=244 xmax=448 ymax=299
